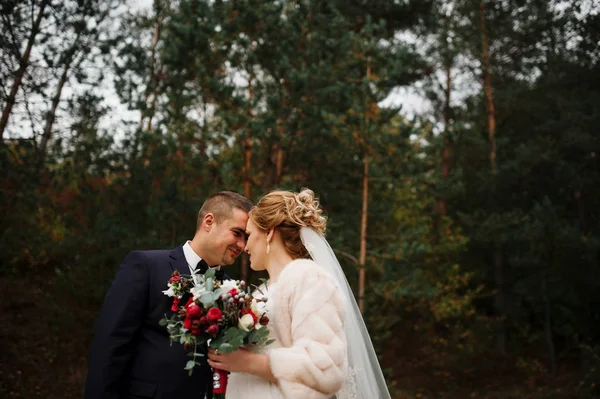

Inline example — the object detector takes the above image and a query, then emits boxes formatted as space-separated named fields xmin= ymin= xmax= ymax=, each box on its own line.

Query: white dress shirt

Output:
xmin=182 ymin=241 xmax=220 ymax=274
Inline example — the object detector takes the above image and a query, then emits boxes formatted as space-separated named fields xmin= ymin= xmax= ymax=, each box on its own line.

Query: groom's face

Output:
xmin=207 ymin=208 xmax=249 ymax=266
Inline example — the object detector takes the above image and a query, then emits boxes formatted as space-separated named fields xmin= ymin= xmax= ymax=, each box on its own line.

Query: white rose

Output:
xmin=220 ymin=280 xmax=239 ymax=292
xmin=238 ymin=313 xmax=255 ymax=332
xmin=251 ymin=298 xmax=266 ymax=316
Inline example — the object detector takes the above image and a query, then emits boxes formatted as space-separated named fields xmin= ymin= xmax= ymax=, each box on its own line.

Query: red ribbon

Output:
xmin=213 ymin=368 xmax=228 ymax=395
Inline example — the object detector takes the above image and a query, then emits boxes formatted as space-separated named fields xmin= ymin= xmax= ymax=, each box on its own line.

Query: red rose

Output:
xmin=206 ymin=307 xmax=223 ymax=323
xmin=198 ymin=316 xmax=208 ymax=327
xmin=207 ymin=324 xmax=219 ymax=336
xmin=183 ymin=317 xmax=192 ymax=330
xmin=228 ymin=288 xmax=238 ymax=297
xmin=190 ymin=320 xmax=203 ymax=336
xmin=169 ymin=275 xmax=181 ymax=283
xmin=187 ymin=304 xmax=203 ymax=320
xmin=259 ymin=315 xmax=269 ymax=326
xmin=170 ymin=297 xmax=180 ymax=312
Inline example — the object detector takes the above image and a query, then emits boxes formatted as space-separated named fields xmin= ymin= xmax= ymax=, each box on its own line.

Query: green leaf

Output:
xmin=198 ymin=292 xmax=215 ymax=307
xmin=204 ymin=268 xmax=216 ymax=279
xmin=184 ymin=360 xmax=195 ymax=370
xmin=217 ymin=343 xmax=234 ymax=353
xmin=223 ymin=327 xmax=243 ymax=339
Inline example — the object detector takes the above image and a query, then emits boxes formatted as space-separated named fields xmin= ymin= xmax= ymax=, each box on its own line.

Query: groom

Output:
xmin=84 ymin=191 xmax=252 ymax=399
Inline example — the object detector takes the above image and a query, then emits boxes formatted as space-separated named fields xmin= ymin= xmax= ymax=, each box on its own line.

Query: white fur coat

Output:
xmin=267 ymin=258 xmax=347 ymax=399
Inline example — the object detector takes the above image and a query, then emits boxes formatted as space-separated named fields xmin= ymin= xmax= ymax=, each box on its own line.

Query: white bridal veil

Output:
xmin=300 ymin=227 xmax=392 ymax=399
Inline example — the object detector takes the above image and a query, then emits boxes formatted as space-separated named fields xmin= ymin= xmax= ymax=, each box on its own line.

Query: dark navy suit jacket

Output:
xmin=84 ymin=246 xmax=214 ymax=399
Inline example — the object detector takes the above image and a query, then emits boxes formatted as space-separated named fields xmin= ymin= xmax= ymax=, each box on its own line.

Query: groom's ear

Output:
xmin=203 ymin=213 xmax=216 ymax=232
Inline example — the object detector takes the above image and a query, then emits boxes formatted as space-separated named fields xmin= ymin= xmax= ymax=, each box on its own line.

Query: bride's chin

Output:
xmin=249 ymin=263 xmax=262 ymax=271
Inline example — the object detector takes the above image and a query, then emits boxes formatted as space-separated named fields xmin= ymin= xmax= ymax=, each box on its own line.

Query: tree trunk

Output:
xmin=0 ymin=0 xmax=49 ymax=139
xmin=274 ymin=123 xmax=284 ymax=185
xmin=358 ymin=151 xmax=369 ymax=314
xmin=435 ymin=59 xmax=452 ymax=232
xmin=480 ymin=3 xmax=497 ymax=175
xmin=240 ymin=135 xmax=252 ymax=283
xmin=240 ymin=72 xmax=254 ymax=283
xmin=357 ymin=59 xmax=374 ymax=314
xmin=38 ymin=47 xmax=81 ymax=167
xmin=480 ymin=0 xmax=505 ymax=354
xmin=441 ymin=60 xmax=452 ymax=187
xmin=145 ymin=0 xmax=164 ymax=132
xmin=133 ymin=0 xmax=164 ymax=163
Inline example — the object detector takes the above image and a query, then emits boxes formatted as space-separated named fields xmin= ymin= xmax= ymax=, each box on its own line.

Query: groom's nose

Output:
xmin=237 ymin=237 xmax=246 ymax=249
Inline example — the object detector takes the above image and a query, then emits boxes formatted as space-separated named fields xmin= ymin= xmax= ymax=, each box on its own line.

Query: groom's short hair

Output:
xmin=196 ymin=191 xmax=253 ymax=230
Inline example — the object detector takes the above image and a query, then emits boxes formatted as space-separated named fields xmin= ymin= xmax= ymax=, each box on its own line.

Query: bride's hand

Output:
xmin=208 ymin=348 xmax=276 ymax=382
xmin=207 ymin=347 xmax=255 ymax=373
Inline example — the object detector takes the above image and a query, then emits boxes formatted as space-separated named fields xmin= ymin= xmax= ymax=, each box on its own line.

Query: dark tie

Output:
xmin=195 ymin=259 xmax=225 ymax=281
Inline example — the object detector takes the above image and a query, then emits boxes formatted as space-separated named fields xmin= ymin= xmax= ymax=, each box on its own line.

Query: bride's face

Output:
xmin=244 ymin=218 xmax=267 ymax=271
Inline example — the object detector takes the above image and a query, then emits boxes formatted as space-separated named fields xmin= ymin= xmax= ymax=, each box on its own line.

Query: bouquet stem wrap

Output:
xmin=212 ymin=368 xmax=228 ymax=398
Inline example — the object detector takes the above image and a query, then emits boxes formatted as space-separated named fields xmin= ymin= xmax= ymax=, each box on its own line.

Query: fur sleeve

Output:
xmin=268 ymin=266 xmax=347 ymax=399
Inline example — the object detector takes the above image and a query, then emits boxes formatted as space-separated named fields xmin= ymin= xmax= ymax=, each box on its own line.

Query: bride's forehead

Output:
xmin=245 ymin=218 xmax=257 ymax=230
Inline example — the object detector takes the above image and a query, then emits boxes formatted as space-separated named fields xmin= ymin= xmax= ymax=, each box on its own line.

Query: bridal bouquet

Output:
xmin=160 ymin=268 xmax=272 ymax=399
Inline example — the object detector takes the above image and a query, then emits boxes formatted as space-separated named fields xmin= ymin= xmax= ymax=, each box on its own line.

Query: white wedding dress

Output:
xmin=226 ymin=283 xmax=284 ymax=399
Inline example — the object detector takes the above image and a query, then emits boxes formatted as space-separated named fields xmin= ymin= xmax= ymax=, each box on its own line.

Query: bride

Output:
xmin=207 ymin=189 xmax=391 ymax=399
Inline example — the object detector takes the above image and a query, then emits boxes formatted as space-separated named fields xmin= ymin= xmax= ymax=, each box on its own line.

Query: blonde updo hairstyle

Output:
xmin=249 ymin=188 xmax=327 ymax=259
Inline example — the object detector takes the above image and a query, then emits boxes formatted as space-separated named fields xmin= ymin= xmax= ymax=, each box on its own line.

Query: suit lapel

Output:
xmin=164 ymin=246 xmax=190 ymax=318
xmin=168 ymin=246 xmax=190 ymax=277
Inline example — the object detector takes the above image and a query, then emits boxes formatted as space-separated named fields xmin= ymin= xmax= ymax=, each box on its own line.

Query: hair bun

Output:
xmin=291 ymin=188 xmax=327 ymax=234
